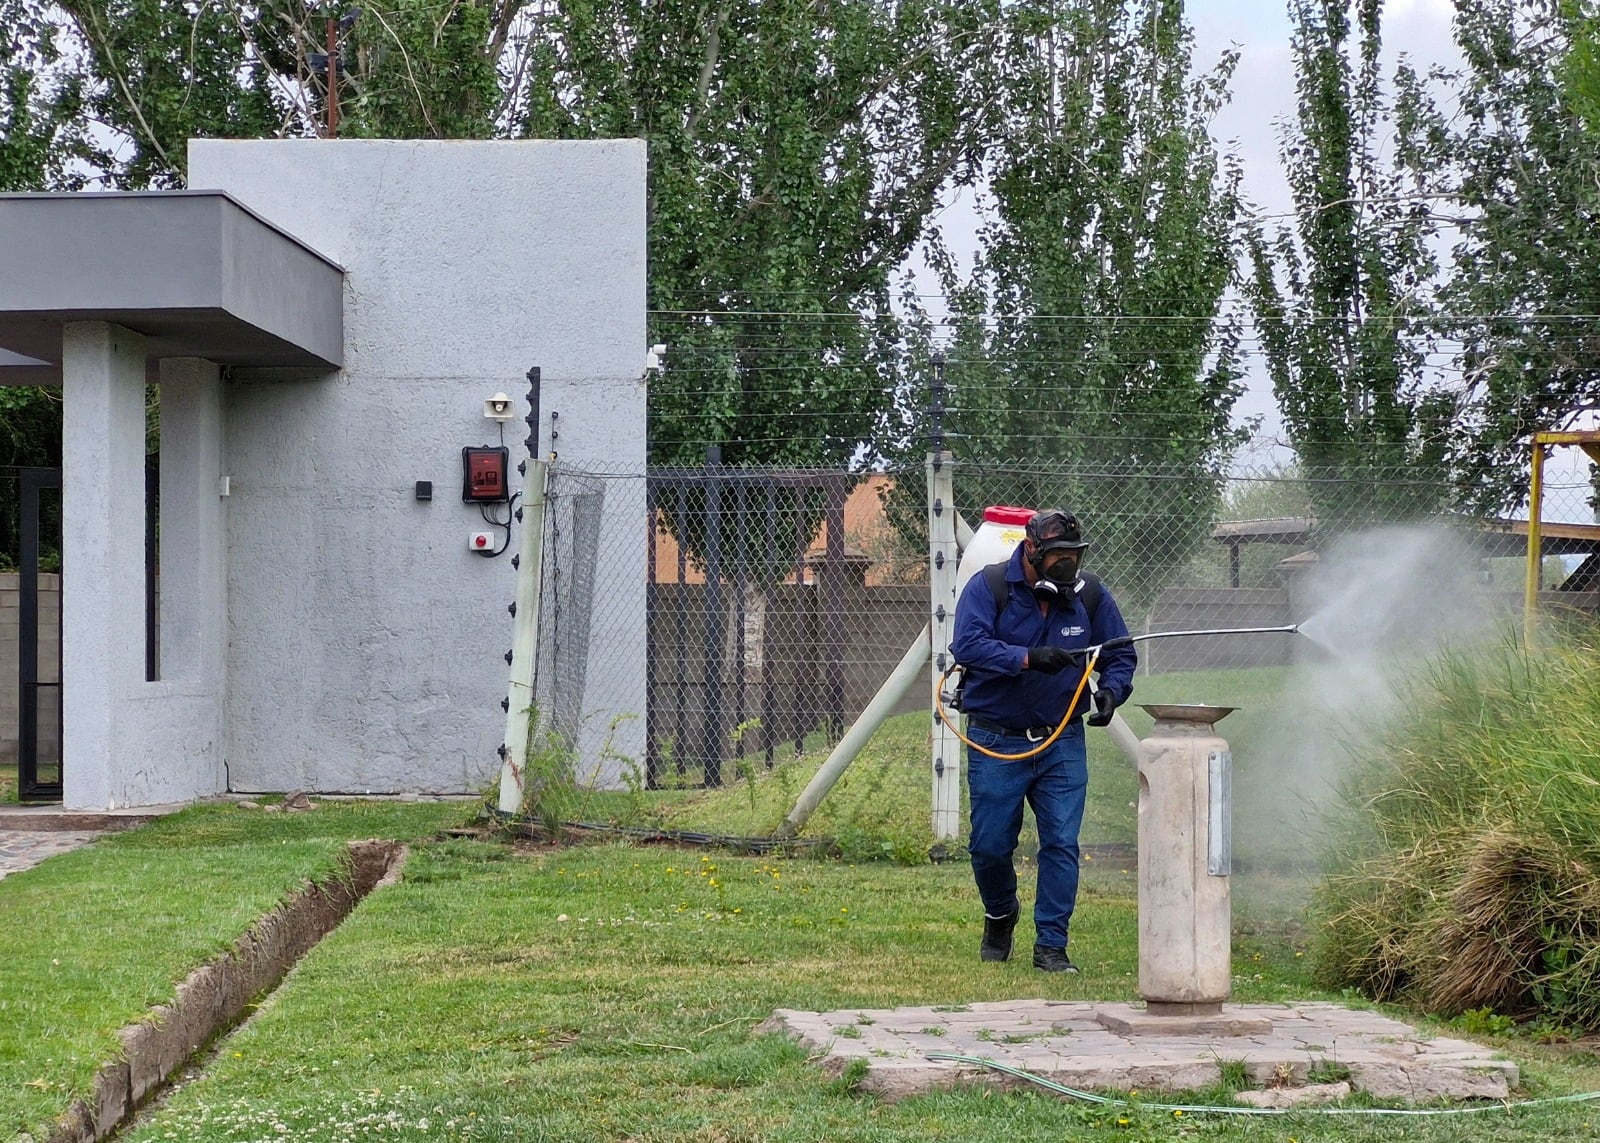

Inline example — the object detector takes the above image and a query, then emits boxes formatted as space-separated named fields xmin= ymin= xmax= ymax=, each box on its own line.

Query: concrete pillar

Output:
xmin=156 ymin=358 xmax=227 ymax=684
xmin=1137 ymin=703 xmax=1235 ymax=1014
xmin=61 ymin=321 xmax=148 ymax=809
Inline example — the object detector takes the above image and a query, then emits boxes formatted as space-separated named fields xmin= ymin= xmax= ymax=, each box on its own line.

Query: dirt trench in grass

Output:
xmin=46 ymin=839 xmax=407 ymax=1143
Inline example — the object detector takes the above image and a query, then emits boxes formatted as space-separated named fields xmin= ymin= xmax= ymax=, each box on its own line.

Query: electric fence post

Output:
xmin=497 ymin=366 xmax=549 ymax=816
xmin=927 ymin=353 xmax=962 ymax=839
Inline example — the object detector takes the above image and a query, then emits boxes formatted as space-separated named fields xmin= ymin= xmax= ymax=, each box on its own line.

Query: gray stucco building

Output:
xmin=0 ymin=139 xmax=647 ymax=809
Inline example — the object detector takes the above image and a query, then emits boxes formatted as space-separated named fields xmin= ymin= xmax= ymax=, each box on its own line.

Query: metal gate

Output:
xmin=18 ymin=467 xmax=61 ymax=802
xmin=644 ymin=461 xmax=852 ymax=788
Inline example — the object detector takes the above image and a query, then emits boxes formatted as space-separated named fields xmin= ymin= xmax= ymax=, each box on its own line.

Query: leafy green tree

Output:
xmin=54 ymin=0 xmax=281 ymax=187
xmin=1397 ymin=0 xmax=1600 ymax=513
xmin=1 ymin=0 xmax=99 ymax=191
xmin=519 ymin=0 xmax=999 ymax=473
xmin=1245 ymin=0 xmax=1454 ymax=531
xmin=42 ymin=0 xmax=503 ymax=189
xmin=894 ymin=0 xmax=1247 ymax=609
xmin=517 ymin=0 xmax=1002 ymax=574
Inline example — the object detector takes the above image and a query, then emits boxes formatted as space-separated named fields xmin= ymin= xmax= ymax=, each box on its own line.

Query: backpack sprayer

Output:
xmin=936 ymin=624 xmax=1301 ymax=761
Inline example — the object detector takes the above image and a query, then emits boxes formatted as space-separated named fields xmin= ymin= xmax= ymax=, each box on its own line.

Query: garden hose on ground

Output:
xmin=926 ymin=1053 xmax=1600 ymax=1117
xmin=935 ymin=648 xmax=1101 ymax=761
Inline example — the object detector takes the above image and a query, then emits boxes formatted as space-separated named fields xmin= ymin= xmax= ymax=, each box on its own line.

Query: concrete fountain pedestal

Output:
xmin=763 ymin=704 xmax=1516 ymax=1105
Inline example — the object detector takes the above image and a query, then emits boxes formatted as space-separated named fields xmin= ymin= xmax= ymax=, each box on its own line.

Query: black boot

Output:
xmin=980 ymin=909 xmax=1019 ymax=962
xmin=1032 ymin=944 xmax=1078 ymax=973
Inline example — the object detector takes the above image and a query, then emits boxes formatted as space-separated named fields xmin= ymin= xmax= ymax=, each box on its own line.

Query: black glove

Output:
xmin=1086 ymin=688 xmax=1117 ymax=727
xmin=1028 ymin=646 xmax=1074 ymax=674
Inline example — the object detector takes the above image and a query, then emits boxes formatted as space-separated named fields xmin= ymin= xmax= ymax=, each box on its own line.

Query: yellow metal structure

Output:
xmin=1525 ymin=430 xmax=1600 ymax=645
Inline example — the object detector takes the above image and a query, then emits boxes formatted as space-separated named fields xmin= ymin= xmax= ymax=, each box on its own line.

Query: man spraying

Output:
xmin=950 ymin=509 xmax=1137 ymax=973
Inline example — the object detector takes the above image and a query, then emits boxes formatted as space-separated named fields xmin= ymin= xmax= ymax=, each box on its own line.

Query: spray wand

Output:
xmin=936 ymin=624 xmax=1301 ymax=761
xmin=1083 ymin=624 xmax=1299 ymax=657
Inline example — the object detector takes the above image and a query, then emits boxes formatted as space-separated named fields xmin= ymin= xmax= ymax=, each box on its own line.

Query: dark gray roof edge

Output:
xmin=0 ymin=189 xmax=346 ymax=273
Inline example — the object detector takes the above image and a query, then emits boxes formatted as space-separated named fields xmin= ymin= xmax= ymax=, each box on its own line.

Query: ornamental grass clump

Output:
xmin=1311 ymin=630 xmax=1600 ymax=1028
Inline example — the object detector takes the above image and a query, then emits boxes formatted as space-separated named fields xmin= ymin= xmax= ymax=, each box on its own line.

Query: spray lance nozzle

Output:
xmin=1079 ymin=624 xmax=1300 ymax=658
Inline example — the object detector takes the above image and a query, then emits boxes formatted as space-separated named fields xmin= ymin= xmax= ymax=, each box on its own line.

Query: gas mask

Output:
xmin=1042 ymin=552 xmax=1080 ymax=586
xmin=1031 ymin=549 xmax=1080 ymax=596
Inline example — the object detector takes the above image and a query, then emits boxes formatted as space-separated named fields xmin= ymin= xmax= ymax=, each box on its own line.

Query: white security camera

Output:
xmin=484 ymin=392 xmax=514 ymax=421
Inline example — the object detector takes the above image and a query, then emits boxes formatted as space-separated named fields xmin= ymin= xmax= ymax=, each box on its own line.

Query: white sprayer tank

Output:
xmin=954 ymin=505 xmax=1036 ymax=598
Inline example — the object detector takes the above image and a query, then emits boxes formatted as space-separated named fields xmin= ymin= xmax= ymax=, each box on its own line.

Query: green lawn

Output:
xmin=642 ymin=663 xmax=1318 ymax=908
xmin=5 ymin=800 xmax=1600 ymax=1142
xmin=0 ymin=800 xmax=464 ymax=1139
xmin=7 ymin=659 xmax=1600 ymax=1142
xmin=120 ymin=836 xmax=1600 ymax=1142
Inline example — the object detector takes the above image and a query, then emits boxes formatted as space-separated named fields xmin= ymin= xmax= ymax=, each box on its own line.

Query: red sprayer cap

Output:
xmin=982 ymin=505 xmax=1036 ymax=526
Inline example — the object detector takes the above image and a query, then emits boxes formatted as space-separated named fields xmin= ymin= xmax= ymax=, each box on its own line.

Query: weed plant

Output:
xmin=1312 ymin=630 xmax=1600 ymax=1028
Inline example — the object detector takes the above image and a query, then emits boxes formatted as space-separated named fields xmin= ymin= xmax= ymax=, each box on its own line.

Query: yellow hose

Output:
xmin=934 ymin=647 xmax=1101 ymax=761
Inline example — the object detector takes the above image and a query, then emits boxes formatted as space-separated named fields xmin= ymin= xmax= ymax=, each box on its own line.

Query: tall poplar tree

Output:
xmin=898 ymin=0 xmax=1246 ymax=606
xmin=1399 ymin=0 xmax=1600 ymax=513
xmin=1245 ymin=0 xmax=1454 ymax=528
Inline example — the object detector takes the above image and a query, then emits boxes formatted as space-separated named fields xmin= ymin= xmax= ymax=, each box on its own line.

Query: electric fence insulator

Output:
xmin=507 ymin=601 xmax=516 ymax=617
xmin=504 ymin=649 xmax=513 ymax=665
xmin=500 ymin=697 xmax=509 ymax=712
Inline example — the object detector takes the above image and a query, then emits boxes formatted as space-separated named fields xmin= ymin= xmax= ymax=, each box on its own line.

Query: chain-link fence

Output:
xmin=536 ymin=451 xmax=1600 ymax=790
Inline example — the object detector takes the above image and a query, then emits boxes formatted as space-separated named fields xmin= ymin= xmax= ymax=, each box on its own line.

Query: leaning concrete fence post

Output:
xmin=498 ymin=368 xmax=549 ymax=817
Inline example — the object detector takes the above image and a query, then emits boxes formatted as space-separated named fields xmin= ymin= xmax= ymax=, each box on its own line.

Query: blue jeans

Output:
xmin=966 ymin=722 xmax=1088 ymax=949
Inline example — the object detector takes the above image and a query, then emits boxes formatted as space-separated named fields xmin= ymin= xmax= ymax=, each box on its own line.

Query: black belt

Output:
xmin=968 ymin=717 xmax=1063 ymax=741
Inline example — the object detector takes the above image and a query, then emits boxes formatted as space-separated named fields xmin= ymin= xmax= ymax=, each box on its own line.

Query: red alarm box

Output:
xmin=462 ymin=446 xmax=510 ymax=503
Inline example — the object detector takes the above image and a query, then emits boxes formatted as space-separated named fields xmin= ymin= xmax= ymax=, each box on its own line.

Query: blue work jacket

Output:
xmin=949 ymin=545 xmax=1137 ymax=728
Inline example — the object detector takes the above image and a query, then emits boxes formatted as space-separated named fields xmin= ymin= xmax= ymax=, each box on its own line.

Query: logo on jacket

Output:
xmin=1062 ymin=625 xmax=1085 ymax=637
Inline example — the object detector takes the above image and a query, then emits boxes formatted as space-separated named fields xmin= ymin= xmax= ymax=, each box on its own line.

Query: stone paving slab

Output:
xmin=758 ymin=1000 xmax=1516 ymax=1103
xmin=0 ymin=828 xmax=106 ymax=879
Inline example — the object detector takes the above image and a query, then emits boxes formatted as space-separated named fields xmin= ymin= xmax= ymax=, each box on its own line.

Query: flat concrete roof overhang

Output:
xmin=0 ymin=190 xmax=343 ymax=383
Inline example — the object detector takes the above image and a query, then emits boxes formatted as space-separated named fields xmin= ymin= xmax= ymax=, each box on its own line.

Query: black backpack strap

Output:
xmin=1075 ymin=571 xmax=1104 ymax=624
xmin=982 ymin=561 xmax=1010 ymax=621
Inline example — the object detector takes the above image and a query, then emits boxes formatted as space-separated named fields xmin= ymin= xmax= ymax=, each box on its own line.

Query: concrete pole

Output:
xmin=1137 ymin=704 xmax=1235 ymax=1015
xmin=496 ymin=457 xmax=548 ymax=815
xmin=928 ymin=452 xmax=961 ymax=839
xmin=61 ymin=322 xmax=148 ymax=810
xmin=1104 ymin=710 xmax=1143 ymax=767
